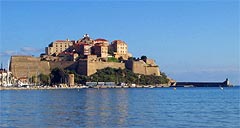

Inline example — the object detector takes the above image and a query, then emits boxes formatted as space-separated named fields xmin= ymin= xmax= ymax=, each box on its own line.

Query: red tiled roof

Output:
xmin=56 ymin=40 xmax=66 ymax=42
xmin=95 ymin=38 xmax=108 ymax=41
xmin=56 ymin=40 xmax=73 ymax=42
xmin=94 ymin=43 xmax=102 ymax=46
xmin=112 ymin=40 xmax=126 ymax=44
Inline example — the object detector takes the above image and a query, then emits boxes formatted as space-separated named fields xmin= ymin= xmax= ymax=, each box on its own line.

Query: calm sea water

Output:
xmin=1 ymin=87 xmax=239 ymax=128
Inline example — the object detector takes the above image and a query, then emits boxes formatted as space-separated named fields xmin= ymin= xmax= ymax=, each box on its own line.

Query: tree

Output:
xmin=108 ymin=48 xmax=114 ymax=55
xmin=118 ymin=56 xmax=124 ymax=62
xmin=29 ymin=75 xmax=37 ymax=83
xmin=141 ymin=55 xmax=147 ymax=62
xmin=38 ymin=73 xmax=50 ymax=85
xmin=50 ymin=68 xmax=67 ymax=85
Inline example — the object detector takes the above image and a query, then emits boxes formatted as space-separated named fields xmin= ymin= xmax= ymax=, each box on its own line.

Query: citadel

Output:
xmin=2 ymin=34 xmax=162 ymax=86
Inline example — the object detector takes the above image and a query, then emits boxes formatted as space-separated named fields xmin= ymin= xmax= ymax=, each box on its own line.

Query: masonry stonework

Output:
xmin=10 ymin=56 xmax=50 ymax=78
xmin=125 ymin=60 xmax=160 ymax=76
xmin=10 ymin=56 xmax=161 ymax=79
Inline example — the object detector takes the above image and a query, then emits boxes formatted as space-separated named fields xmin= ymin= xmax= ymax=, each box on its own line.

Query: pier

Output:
xmin=174 ymin=78 xmax=232 ymax=87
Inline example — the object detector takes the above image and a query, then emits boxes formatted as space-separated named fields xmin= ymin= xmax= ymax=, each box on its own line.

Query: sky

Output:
xmin=0 ymin=0 xmax=239 ymax=84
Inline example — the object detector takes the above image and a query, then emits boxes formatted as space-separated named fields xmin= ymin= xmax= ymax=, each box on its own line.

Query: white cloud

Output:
xmin=21 ymin=47 xmax=41 ymax=52
xmin=0 ymin=50 xmax=17 ymax=56
xmin=0 ymin=47 xmax=42 ymax=57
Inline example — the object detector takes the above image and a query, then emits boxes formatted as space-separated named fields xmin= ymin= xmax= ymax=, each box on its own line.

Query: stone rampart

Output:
xmin=10 ymin=56 xmax=50 ymax=78
xmin=146 ymin=66 xmax=160 ymax=76
xmin=87 ymin=61 xmax=125 ymax=76
xmin=76 ymin=60 xmax=125 ymax=76
xmin=10 ymin=56 xmax=160 ymax=79
xmin=49 ymin=61 xmax=76 ymax=70
xmin=77 ymin=60 xmax=88 ymax=75
xmin=125 ymin=60 xmax=160 ymax=76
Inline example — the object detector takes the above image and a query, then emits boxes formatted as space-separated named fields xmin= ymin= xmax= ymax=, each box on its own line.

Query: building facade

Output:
xmin=44 ymin=34 xmax=131 ymax=61
xmin=110 ymin=40 xmax=131 ymax=60
xmin=45 ymin=39 xmax=74 ymax=56
xmin=0 ymin=69 xmax=14 ymax=86
xmin=92 ymin=39 xmax=109 ymax=58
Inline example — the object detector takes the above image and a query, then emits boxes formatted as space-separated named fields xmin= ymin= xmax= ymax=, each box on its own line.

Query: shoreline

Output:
xmin=0 ymin=85 xmax=170 ymax=90
xmin=0 ymin=85 xmax=237 ymax=91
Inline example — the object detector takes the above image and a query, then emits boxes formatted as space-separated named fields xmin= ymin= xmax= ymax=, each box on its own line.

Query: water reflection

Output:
xmin=83 ymin=89 xmax=129 ymax=127
xmin=1 ymin=88 xmax=239 ymax=128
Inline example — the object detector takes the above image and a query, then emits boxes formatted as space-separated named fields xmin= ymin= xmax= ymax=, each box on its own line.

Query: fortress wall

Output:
xmin=77 ymin=60 xmax=88 ymax=76
xmin=49 ymin=61 xmax=76 ymax=70
xmin=125 ymin=60 xmax=160 ymax=76
xmin=146 ymin=66 xmax=160 ymax=76
xmin=87 ymin=62 xmax=125 ymax=76
xmin=10 ymin=56 xmax=161 ymax=80
xmin=10 ymin=56 xmax=50 ymax=78
xmin=132 ymin=61 xmax=147 ymax=75
xmin=125 ymin=60 xmax=133 ymax=70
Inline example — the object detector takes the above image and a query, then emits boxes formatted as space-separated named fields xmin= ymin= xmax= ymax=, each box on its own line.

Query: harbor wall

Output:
xmin=175 ymin=79 xmax=232 ymax=87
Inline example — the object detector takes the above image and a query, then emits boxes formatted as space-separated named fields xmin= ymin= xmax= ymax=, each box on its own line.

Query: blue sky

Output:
xmin=0 ymin=0 xmax=239 ymax=84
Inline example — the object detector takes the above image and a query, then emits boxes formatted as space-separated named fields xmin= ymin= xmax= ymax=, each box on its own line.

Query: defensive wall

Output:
xmin=49 ymin=61 xmax=76 ymax=71
xmin=10 ymin=56 xmax=50 ymax=78
xmin=10 ymin=56 xmax=161 ymax=78
xmin=87 ymin=61 xmax=125 ymax=76
xmin=125 ymin=60 xmax=160 ymax=76
xmin=76 ymin=59 xmax=125 ymax=76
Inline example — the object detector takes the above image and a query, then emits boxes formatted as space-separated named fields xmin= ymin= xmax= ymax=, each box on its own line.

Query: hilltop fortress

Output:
xmin=10 ymin=34 xmax=161 ymax=79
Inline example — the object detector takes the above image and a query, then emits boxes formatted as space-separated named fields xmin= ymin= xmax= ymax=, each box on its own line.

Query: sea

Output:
xmin=0 ymin=87 xmax=240 ymax=128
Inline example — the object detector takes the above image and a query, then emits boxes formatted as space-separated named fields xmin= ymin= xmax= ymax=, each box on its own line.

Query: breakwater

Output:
xmin=175 ymin=78 xmax=232 ymax=87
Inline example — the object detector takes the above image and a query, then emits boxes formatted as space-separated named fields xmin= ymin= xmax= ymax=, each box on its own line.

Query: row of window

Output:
xmin=54 ymin=45 xmax=68 ymax=47
xmin=117 ymin=47 xmax=127 ymax=49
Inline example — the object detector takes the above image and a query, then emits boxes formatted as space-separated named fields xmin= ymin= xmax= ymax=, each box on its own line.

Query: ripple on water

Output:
xmin=0 ymin=87 xmax=239 ymax=128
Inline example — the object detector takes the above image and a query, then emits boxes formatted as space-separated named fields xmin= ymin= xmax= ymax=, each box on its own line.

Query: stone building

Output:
xmin=77 ymin=34 xmax=94 ymax=45
xmin=110 ymin=40 xmax=132 ymax=60
xmin=92 ymin=43 xmax=108 ymax=58
xmin=81 ymin=44 xmax=92 ymax=56
xmin=94 ymin=38 xmax=109 ymax=45
xmin=0 ymin=68 xmax=14 ymax=86
xmin=45 ymin=39 xmax=74 ymax=56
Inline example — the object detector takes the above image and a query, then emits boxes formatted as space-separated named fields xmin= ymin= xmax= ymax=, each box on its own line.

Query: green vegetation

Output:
xmin=107 ymin=57 xmax=119 ymax=62
xmin=50 ymin=68 xmax=67 ymax=84
xmin=141 ymin=55 xmax=147 ymax=60
xmin=38 ymin=73 xmax=50 ymax=85
xmin=29 ymin=73 xmax=50 ymax=85
xmin=108 ymin=48 xmax=114 ymax=55
xmin=89 ymin=67 xmax=169 ymax=85
xmin=48 ymin=67 xmax=169 ymax=85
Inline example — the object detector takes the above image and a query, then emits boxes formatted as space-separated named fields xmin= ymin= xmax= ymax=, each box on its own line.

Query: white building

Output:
xmin=0 ymin=69 xmax=14 ymax=86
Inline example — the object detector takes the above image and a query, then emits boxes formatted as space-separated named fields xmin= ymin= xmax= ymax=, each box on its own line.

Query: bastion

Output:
xmin=10 ymin=55 xmax=161 ymax=78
